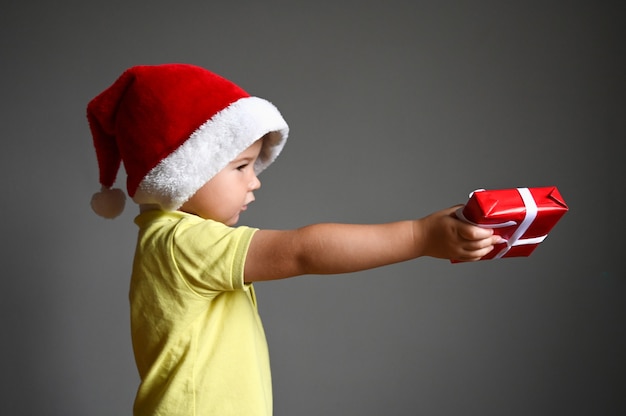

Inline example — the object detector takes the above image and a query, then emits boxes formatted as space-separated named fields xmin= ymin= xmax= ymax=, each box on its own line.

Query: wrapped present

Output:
xmin=455 ymin=186 xmax=568 ymax=260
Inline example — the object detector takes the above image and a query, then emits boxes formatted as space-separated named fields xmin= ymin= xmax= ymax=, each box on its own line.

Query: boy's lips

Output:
xmin=242 ymin=197 xmax=255 ymax=211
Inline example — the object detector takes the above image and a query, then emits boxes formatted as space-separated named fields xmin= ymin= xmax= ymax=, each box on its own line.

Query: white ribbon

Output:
xmin=455 ymin=207 xmax=517 ymax=228
xmin=493 ymin=187 xmax=546 ymax=259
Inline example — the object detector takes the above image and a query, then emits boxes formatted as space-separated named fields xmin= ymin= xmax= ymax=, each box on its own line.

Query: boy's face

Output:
xmin=180 ymin=139 xmax=263 ymax=225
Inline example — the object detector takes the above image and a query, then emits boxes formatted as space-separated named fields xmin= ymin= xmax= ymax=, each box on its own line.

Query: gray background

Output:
xmin=2 ymin=1 xmax=624 ymax=415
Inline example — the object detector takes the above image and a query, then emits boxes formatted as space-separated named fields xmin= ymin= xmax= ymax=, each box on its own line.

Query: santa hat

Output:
xmin=87 ymin=63 xmax=289 ymax=218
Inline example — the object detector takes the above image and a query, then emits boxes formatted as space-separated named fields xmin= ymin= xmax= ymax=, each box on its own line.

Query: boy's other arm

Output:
xmin=244 ymin=206 xmax=499 ymax=282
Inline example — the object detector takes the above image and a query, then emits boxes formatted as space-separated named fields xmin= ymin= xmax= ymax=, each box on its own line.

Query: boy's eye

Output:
xmin=236 ymin=164 xmax=248 ymax=171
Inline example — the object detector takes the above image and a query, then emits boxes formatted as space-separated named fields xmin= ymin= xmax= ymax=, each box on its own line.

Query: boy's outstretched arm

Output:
xmin=244 ymin=206 xmax=500 ymax=282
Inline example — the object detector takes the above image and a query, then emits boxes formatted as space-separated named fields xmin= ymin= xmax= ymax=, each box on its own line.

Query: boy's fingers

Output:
xmin=493 ymin=235 xmax=507 ymax=245
xmin=458 ymin=223 xmax=494 ymax=241
xmin=457 ymin=240 xmax=497 ymax=261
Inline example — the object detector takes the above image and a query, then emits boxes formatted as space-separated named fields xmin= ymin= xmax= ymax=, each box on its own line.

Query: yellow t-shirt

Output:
xmin=130 ymin=210 xmax=271 ymax=415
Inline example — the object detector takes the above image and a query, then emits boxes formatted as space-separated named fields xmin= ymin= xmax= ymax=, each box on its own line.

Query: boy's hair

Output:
xmin=87 ymin=63 xmax=289 ymax=218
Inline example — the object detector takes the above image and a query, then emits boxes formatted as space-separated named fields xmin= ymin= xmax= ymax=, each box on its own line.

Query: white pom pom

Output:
xmin=91 ymin=187 xmax=126 ymax=219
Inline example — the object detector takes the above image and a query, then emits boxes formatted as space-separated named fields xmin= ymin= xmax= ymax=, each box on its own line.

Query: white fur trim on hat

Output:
xmin=132 ymin=96 xmax=288 ymax=210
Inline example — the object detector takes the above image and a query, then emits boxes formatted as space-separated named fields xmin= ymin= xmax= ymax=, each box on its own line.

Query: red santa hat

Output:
xmin=87 ymin=63 xmax=289 ymax=218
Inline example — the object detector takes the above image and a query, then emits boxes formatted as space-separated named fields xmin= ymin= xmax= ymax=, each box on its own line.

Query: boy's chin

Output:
xmin=225 ymin=215 xmax=240 ymax=226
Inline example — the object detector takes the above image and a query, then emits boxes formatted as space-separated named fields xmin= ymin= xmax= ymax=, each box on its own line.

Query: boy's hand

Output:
xmin=417 ymin=205 xmax=501 ymax=262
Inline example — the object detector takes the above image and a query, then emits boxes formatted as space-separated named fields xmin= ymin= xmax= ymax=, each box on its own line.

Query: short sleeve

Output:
xmin=171 ymin=218 xmax=257 ymax=295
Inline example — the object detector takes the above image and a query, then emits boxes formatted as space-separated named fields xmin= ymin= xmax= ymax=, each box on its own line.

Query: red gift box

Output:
xmin=454 ymin=186 xmax=568 ymax=261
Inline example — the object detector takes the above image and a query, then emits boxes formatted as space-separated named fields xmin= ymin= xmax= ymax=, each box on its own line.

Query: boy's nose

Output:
xmin=249 ymin=175 xmax=261 ymax=191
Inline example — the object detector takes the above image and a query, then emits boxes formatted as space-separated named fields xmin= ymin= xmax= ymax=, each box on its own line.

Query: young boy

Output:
xmin=87 ymin=64 xmax=499 ymax=415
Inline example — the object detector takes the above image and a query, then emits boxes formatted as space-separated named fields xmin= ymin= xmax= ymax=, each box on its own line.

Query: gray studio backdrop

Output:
xmin=2 ymin=1 xmax=624 ymax=415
